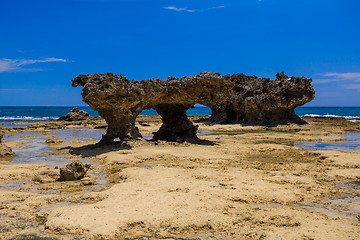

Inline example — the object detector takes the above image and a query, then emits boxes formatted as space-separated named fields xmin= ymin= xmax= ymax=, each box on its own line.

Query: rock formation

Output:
xmin=0 ymin=134 xmax=16 ymax=158
xmin=205 ymin=72 xmax=314 ymax=125
xmin=72 ymin=72 xmax=314 ymax=144
xmin=58 ymin=107 xmax=90 ymax=121
xmin=72 ymin=73 xmax=144 ymax=144
xmin=59 ymin=160 xmax=91 ymax=181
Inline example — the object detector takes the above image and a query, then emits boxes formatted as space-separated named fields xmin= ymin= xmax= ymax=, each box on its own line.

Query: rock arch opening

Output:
xmin=72 ymin=72 xmax=315 ymax=145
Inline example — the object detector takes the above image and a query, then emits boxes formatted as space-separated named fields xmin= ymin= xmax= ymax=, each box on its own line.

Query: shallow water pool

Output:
xmin=296 ymin=132 xmax=360 ymax=152
xmin=3 ymin=132 xmax=96 ymax=168
xmin=0 ymin=121 xmax=31 ymax=128
xmin=52 ymin=127 xmax=106 ymax=144
xmin=2 ymin=130 xmax=108 ymax=192
xmin=197 ymin=130 xmax=291 ymax=136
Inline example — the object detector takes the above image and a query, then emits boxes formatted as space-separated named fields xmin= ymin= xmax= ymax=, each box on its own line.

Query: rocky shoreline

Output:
xmin=0 ymin=115 xmax=359 ymax=239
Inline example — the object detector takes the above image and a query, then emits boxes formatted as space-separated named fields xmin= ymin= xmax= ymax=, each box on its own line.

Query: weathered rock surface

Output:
xmin=45 ymin=138 xmax=63 ymax=145
xmin=58 ymin=107 xmax=90 ymax=121
xmin=0 ymin=134 xmax=16 ymax=157
xmin=59 ymin=160 xmax=91 ymax=181
xmin=32 ymin=169 xmax=60 ymax=183
xmin=72 ymin=72 xmax=314 ymax=144
xmin=205 ymin=72 xmax=314 ymax=125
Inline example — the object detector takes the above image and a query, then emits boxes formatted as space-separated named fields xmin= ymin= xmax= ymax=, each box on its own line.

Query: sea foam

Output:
xmin=303 ymin=114 xmax=360 ymax=119
xmin=0 ymin=116 xmax=58 ymax=121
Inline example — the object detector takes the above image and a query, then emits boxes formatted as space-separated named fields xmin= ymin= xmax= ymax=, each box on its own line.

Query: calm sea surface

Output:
xmin=0 ymin=106 xmax=359 ymax=122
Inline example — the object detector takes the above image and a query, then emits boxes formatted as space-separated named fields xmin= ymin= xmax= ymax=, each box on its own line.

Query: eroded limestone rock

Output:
xmin=72 ymin=72 xmax=314 ymax=144
xmin=153 ymin=104 xmax=198 ymax=143
xmin=58 ymin=107 xmax=90 ymax=121
xmin=0 ymin=134 xmax=15 ymax=158
xmin=59 ymin=160 xmax=91 ymax=181
xmin=206 ymin=72 xmax=314 ymax=125
xmin=72 ymin=73 xmax=144 ymax=144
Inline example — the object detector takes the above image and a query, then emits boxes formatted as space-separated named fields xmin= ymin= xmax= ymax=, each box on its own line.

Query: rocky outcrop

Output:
xmin=0 ymin=134 xmax=15 ymax=158
xmin=72 ymin=73 xmax=144 ymax=145
xmin=59 ymin=160 xmax=90 ymax=181
xmin=72 ymin=72 xmax=314 ymax=144
xmin=204 ymin=72 xmax=314 ymax=125
xmin=58 ymin=107 xmax=90 ymax=121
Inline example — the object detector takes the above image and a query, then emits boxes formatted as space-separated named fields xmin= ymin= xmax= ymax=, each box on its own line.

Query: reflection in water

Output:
xmin=2 ymin=129 xmax=108 ymax=192
xmin=4 ymin=132 xmax=72 ymax=168
xmin=296 ymin=132 xmax=360 ymax=152
xmin=0 ymin=121 xmax=30 ymax=128
xmin=52 ymin=128 xmax=106 ymax=144
xmin=4 ymin=129 xmax=106 ymax=168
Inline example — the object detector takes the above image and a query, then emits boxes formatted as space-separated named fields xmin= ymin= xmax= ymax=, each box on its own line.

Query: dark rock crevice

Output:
xmin=153 ymin=104 xmax=199 ymax=142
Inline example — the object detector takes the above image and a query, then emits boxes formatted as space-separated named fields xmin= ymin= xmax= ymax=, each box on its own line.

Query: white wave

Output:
xmin=0 ymin=116 xmax=58 ymax=121
xmin=302 ymin=114 xmax=360 ymax=119
xmin=348 ymin=120 xmax=360 ymax=123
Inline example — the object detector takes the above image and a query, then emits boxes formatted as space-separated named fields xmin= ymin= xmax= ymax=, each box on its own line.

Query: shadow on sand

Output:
xmin=148 ymin=138 xmax=218 ymax=146
xmin=181 ymin=138 xmax=217 ymax=146
xmin=60 ymin=142 xmax=132 ymax=158
xmin=61 ymin=137 xmax=217 ymax=158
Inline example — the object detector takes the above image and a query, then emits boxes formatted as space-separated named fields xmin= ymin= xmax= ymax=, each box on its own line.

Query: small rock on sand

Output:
xmin=59 ymin=160 xmax=91 ymax=181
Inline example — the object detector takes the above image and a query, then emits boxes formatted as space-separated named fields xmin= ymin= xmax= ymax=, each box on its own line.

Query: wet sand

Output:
xmin=0 ymin=116 xmax=360 ymax=239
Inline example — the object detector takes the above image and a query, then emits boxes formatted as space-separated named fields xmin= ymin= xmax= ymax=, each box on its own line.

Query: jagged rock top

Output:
xmin=58 ymin=107 xmax=90 ymax=121
xmin=72 ymin=71 xmax=315 ymax=143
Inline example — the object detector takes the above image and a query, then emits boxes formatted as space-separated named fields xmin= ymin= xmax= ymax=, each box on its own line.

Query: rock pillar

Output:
xmin=153 ymin=104 xmax=198 ymax=142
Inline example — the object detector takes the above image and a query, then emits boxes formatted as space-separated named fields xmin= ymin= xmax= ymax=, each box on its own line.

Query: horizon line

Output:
xmin=0 ymin=105 xmax=360 ymax=108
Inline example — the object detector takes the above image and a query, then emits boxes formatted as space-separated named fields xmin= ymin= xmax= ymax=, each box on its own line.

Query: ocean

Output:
xmin=0 ymin=106 xmax=360 ymax=122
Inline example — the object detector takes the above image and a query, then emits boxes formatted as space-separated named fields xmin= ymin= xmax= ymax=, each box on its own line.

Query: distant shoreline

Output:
xmin=1 ymin=106 xmax=360 ymax=122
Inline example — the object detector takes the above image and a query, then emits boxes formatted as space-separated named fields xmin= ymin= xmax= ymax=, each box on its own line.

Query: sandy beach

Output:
xmin=0 ymin=116 xmax=359 ymax=239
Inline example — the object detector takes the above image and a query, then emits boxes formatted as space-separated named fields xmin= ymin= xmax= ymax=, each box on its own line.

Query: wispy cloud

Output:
xmin=207 ymin=6 xmax=225 ymax=10
xmin=163 ymin=6 xmax=196 ymax=13
xmin=323 ymin=72 xmax=360 ymax=80
xmin=341 ymin=84 xmax=360 ymax=91
xmin=164 ymin=5 xmax=225 ymax=13
xmin=314 ymin=72 xmax=360 ymax=84
xmin=0 ymin=58 xmax=67 ymax=72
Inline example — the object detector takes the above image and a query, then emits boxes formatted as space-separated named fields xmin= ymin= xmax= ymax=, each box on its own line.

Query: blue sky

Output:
xmin=0 ymin=0 xmax=359 ymax=106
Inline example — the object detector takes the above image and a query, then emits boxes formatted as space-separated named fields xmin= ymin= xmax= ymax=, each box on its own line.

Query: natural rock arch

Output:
xmin=72 ymin=71 xmax=314 ymax=145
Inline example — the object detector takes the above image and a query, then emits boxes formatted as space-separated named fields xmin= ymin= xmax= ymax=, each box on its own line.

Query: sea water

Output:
xmin=297 ymin=132 xmax=360 ymax=152
xmin=0 ymin=106 xmax=360 ymax=122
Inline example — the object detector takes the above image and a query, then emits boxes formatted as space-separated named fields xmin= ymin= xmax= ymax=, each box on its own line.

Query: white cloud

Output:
xmin=314 ymin=72 xmax=360 ymax=84
xmin=164 ymin=5 xmax=225 ymax=13
xmin=207 ymin=6 xmax=225 ymax=10
xmin=323 ymin=72 xmax=360 ymax=81
xmin=163 ymin=6 xmax=196 ymax=13
xmin=0 ymin=58 xmax=67 ymax=72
